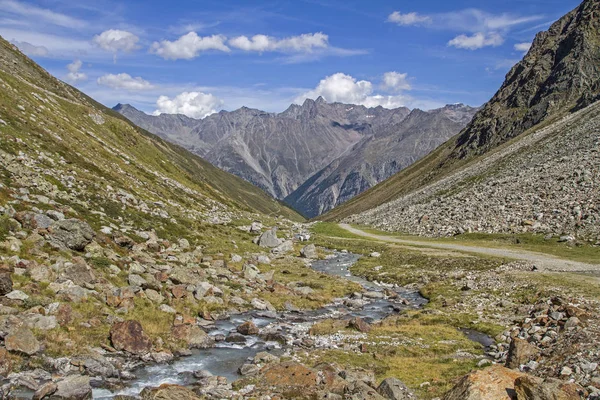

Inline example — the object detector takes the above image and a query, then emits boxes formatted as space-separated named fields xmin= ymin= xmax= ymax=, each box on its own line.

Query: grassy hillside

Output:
xmin=0 ymin=37 xmax=302 ymax=222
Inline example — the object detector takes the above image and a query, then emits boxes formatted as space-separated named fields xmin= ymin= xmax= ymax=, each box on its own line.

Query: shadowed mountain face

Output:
xmin=115 ymin=101 xmax=477 ymax=217
xmin=320 ymin=0 xmax=600 ymax=227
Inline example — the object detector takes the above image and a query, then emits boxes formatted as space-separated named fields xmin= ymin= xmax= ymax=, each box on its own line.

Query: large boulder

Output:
xmin=60 ymin=259 xmax=95 ymax=286
xmin=505 ymin=338 xmax=540 ymax=369
xmin=49 ymin=219 xmax=95 ymax=251
xmin=271 ymin=240 xmax=294 ymax=256
xmin=257 ymin=228 xmax=280 ymax=248
xmin=442 ymin=365 xmax=526 ymax=400
xmin=5 ymin=326 xmax=40 ymax=355
xmin=170 ymin=325 xmax=214 ymax=349
xmin=300 ymin=244 xmax=318 ymax=259
xmin=0 ymin=272 xmax=13 ymax=295
xmin=377 ymin=378 xmax=415 ymax=400
xmin=237 ymin=321 xmax=259 ymax=335
xmin=514 ymin=375 xmax=587 ymax=400
xmin=140 ymin=384 xmax=201 ymax=400
xmin=49 ymin=375 xmax=92 ymax=400
xmin=262 ymin=361 xmax=319 ymax=389
xmin=110 ymin=320 xmax=152 ymax=355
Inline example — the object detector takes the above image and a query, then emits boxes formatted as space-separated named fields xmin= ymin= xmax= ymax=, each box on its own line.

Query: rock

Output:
xmin=442 ymin=366 xmax=527 ymax=400
xmin=377 ymin=378 xmax=415 ymax=400
xmin=128 ymin=274 xmax=147 ymax=288
xmin=271 ymin=240 xmax=294 ymax=255
xmin=49 ymin=376 xmax=92 ymax=400
xmin=370 ymin=252 xmax=381 ymax=258
xmin=300 ymin=244 xmax=318 ymax=259
xmin=348 ymin=317 xmax=371 ymax=333
xmin=251 ymin=298 xmax=275 ymax=311
xmin=60 ymin=260 xmax=95 ymax=286
xmin=237 ymin=321 xmax=259 ymax=335
xmin=257 ymin=228 xmax=280 ymax=248
xmin=564 ymin=316 xmax=580 ymax=328
xmin=230 ymin=254 xmax=243 ymax=263
xmin=238 ymin=363 xmax=260 ymax=376
xmin=5 ymin=290 xmax=28 ymax=300
xmin=140 ymin=384 xmax=201 ymax=400
xmin=170 ymin=325 xmax=213 ymax=349
xmin=159 ymin=304 xmax=176 ymax=314
xmin=33 ymin=382 xmax=57 ymax=400
xmin=505 ymin=338 xmax=540 ymax=369
xmin=242 ymin=264 xmax=260 ymax=280
xmin=145 ymin=289 xmax=164 ymax=304
xmin=5 ymin=326 xmax=40 ymax=355
xmin=514 ymin=375 xmax=586 ymax=400
xmin=226 ymin=332 xmax=246 ymax=343
xmin=110 ymin=320 xmax=152 ymax=355
xmin=49 ymin=219 xmax=95 ymax=251
xmin=0 ymin=273 xmax=12 ymax=295
xmin=262 ymin=362 xmax=318 ymax=388
xmin=22 ymin=314 xmax=57 ymax=330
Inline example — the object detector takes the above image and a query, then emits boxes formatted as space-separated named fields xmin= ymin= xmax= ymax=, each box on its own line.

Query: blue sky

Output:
xmin=0 ymin=0 xmax=581 ymax=118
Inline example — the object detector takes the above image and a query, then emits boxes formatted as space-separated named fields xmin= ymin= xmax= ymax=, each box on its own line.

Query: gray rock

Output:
xmin=377 ymin=378 xmax=415 ymax=400
xmin=49 ymin=375 xmax=92 ymax=400
xmin=49 ymin=219 xmax=95 ymax=251
xmin=257 ymin=229 xmax=280 ymax=248
xmin=300 ymin=244 xmax=318 ymax=259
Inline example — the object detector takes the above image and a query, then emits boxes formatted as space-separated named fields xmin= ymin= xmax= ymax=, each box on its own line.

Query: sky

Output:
xmin=0 ymin=0 xmax=581 ymax=118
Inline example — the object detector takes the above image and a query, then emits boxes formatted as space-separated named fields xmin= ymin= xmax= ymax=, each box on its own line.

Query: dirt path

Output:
xmin=338 ymin=224 xmax=600 ymax=273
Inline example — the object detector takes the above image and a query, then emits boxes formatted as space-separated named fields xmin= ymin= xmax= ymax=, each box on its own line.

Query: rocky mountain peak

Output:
xmin=451 ymin=0 xmax=600 ymax=159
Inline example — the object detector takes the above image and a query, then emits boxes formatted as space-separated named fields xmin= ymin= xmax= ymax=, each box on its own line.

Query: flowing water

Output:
xmin=94 ymin=251 xmax=470 ymax=398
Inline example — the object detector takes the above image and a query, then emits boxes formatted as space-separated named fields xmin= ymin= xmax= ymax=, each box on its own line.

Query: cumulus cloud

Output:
xmin=65 ymin=59 xmax=87 ymax=83
xmin=448 ymin=32 xmax=504 ymax=50
xmin=153 ymin=92 xmax=223 ymax=119
xmin=97 ymin=73 xmax=154 ymax=91
xmin=387 ymin=11 xmax=431 ymax=26
xmin=150 ymin=33 xmax=230 ymax=60
xmin=514 ymin=42 xmax=532 ymax=52
xmin=93 ymin=30 xmax=140 ymax=62
xmin=294 ymin=72 xmax=411 ymax=109
xmin=11 ymin=40 xmax=49 ymax=57
xmin=229 ymin=32 xmax=329 ymax=53
xmin=382 ymin=72 xmax=411 ymax=92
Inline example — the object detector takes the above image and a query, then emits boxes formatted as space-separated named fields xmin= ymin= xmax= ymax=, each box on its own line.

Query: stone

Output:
xmin=442 ymin=366 xmax=527 ymax=400
xmin=5 ymin=290 xmax=28 ymax=300
xmin=110 ymin=320 xmax=152 ymax=355
xmin=0 ymin=273 xmax=13 ymax=295
xmin=377 ymin=378 xmax=415 ymax=400
xmin=271 ymin=240 xmax=294 ymax=255
xmin=346 ymin=381 xmax=386 ymax=400
xmin=49 ymin=219 xmax=95 ymax=251
xmin=230 ymin=254 xmax=243 ymax=263
xmin=60 ymin=260 xmax=95 ymax=286
xmin=33 ymin=213 xmax=54 ymax=229
xmin=5 ymin=326 xmax=40 ymax=355
xmin=300 ymin=244 xmax=318 ymax=259
xmin=505 ymin=338 xmax=540 ymax=369
xmin=262 ymin=362 xmax=318 ymax=388
xmin=128 ymin=274 xmax=147 ymax=288
xmin=257 ymin=228 xmax=280 ymax=248
xmin=171 ymin=325 xmax=213 ymax=349
xmin=226 ymin=332 xmax=246 ymax=343
xmin=370 ymin=252 xmax=381 ymax=258
xmin=49 ymin=376 xmax=92 ymax=400
xmin=33 ymin=382 xmax=57 ymax=400
xmin=348 ymin=317 xmax=371 ymax=333
xmin=140 ymin=384 xmax=201 ymax=400
xmin=22 ymin=314 xmax=57 ymax=330
xmin=243 ymin=264 xmax=260 ymax=280
xmin=251 ymin=298 xmax=275 ymax=311
xmin=238 ymin=363 xmax=260 ymax=376
xmin=564 ymin=316 xmax=580 ymax=328
xmin=145 ymin=289 xmax=164 ymax=303
xmin=237 ymin=321 xmax=259 ymax=335
xmin=159 ymin=304 xmax=176 ymax=314
xmin=514 ymin=375 xmax=586 ymax=400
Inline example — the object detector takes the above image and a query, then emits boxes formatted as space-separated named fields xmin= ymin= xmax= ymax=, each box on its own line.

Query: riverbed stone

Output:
xmin=237 ymin=321 xmax=259 ymax=335
xmin=48 ymin=375 xmax=92 ymax=400
xmin=5 ymin=326 xmax=40 ymax=355
xmin=377 ymin=378 xmax=415 ymax=400
xmin=110 ymin=320 xmax=152 ymax=355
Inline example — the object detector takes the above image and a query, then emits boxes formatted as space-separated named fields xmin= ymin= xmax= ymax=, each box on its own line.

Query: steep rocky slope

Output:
xmin=116 ymin=101 xmax=476 ymax=215
xmin=321 ymin=0 xmax=600 ymax=224
xmin=285 ymin=104 xmax=476 ymax=217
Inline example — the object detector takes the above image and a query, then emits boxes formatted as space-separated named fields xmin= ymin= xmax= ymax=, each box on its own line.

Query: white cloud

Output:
xmin=0 ymin=0 xmax=86 ymax=29
xmin=153 ymin=92 xmax=223 ymax=118
xmin=294 ymin=72 xmax=412 ymax=109
xmin=387 ymin=11 xmax=431 ymax=26
xmin=11 ymin=40 xmax=49 ymax=57
xmin=151 ymin=33 xmax=230 ymax=60
xmin=448 ymin=32 xmax=504 ymax=50
xmin=514 ymin=42 xmax=532 ymax=52
xmin=97 ymin=73 xmax=154 ymax=91
xmin=382 ymin=72 xmax=411 ymax=92
xmin=229 ymin=32 xmax=329 ymax=53
xmin=65 ymin=59 xmax=87 ymax=83
xmin=93 ymin=30 xmax=140 ymax=62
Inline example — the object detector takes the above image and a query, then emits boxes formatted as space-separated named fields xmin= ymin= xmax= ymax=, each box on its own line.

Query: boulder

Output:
xmin=60 ymin=260 xmax=95 ymax=286
xmin=300 ymin=244 xmax=318 ymax=259
xmin=140 ymin=384 xmax=201 ymax=400
xmin=377 ymin=378 xmax=415 ymax=400
xmin=442 ymin=366 xmax=526 ymax=400
xmin=49 ymin=219 xmax=95 ymax=251
xmin=262 ymin=362 xmax=319 ymax=388
xmin=242 ymin=264 xmax=260 ymax=280
xmin=33 ymin=382 xmax=57 ymax=400
xmin=514 ymin=375 xmax=586 ymax=400
xmin=257 ymin=229 xmax=280 ymax=248
xmin=237 ymin=321 xmax=259 ymax=335
xmin=506 ymin=338 xmax=540 ymax=369
xmin=110 ymin=320 xmax=152 ymax=355
xmin=238 ymin=363 xmax=260 ymax=376
xmin=5 ymin=326 xmax=40 ymax=355
xmin=346 ymin=381 xmax=386 ymax=400
xmin=171 ymin=325 xmax=214 ymax=349
xmin=348 ymin=317 xmax=371 ymax=333
xmin=48 ymin=376 xmax=92 ymax=400
xmin=0 ymin=273 xmax=12 ymax=295
xmin=271 ymin=240 xmax=294 ymax=255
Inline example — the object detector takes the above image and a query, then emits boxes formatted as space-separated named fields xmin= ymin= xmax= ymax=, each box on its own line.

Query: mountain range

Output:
xmin=115 ymin=100 xmax=477 ymax=217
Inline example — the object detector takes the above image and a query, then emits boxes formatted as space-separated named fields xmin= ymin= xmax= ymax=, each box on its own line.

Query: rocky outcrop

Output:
xmin=110 ymin=320 xmax=152 ymax=355
xmin=442 ymin=365 xmax=526 ymax=400
xmin=140 ymin=384 xmax=201 ymax=400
